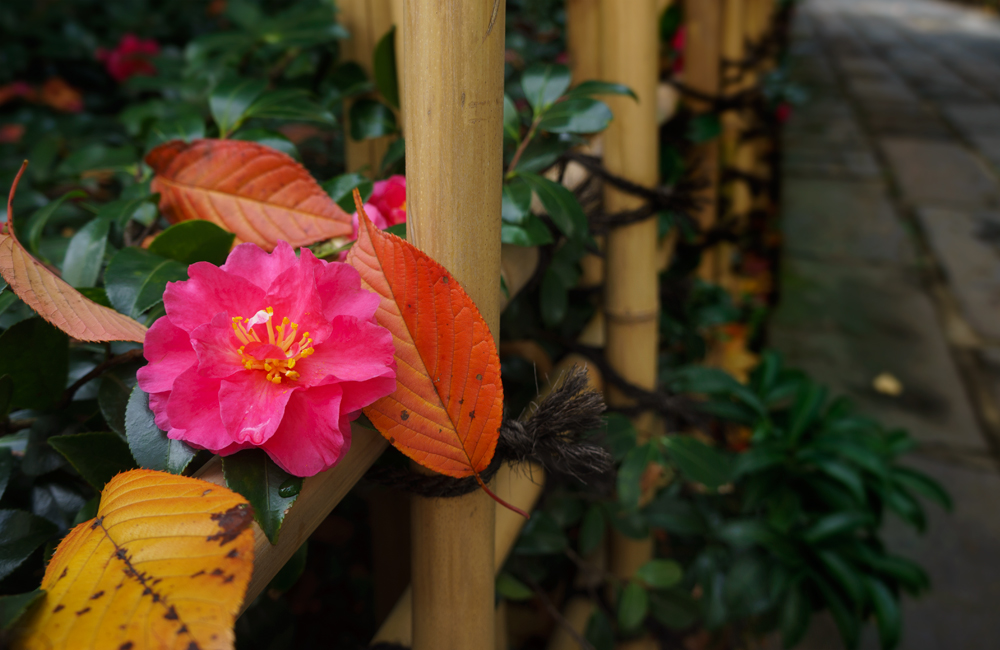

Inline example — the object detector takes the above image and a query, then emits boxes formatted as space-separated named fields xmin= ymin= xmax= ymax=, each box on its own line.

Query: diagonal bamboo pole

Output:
xmin=599 ymin=1 xmax=659 ymax=649
xmin=402 ymin=0 xmax=505 ymax=647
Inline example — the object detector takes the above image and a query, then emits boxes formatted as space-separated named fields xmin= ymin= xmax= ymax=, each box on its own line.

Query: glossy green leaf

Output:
xmin=537 ymin=98 xmax=613 ymax=134
xmin=688 ymin=113 xmax=722 ymax=143
xmin=501 ymin=177 xmax=532 ymax=225
xmin=0 ymin=319 xmax=68 ymax=411
xmin=817 ymin=549 xmax=865 ymax=606
xmin=802 ymin=511 xmax=872 ymax=544
xmin=48 ymin=431 xmax=138 ymax=491
xmin=124 ymin=386 xmax=198 ymax=474
xmin=882 ymin=484 xmax=926 ymax=532
xmin=323 ymin=173 xmax=374 ymax=212
xmin=636 ymin=559 xmax=683 ymax=589
xmin=579 ymin=505 xmax=605 ymax=555
xmin=604 ymin=413 xmax=638 ymax=462
xmin=95 ymin=195 xmax=159 ymax=231
xmin=503 ymin=94 xmax=521 ymax=142
xmin=867 ymin=577 xmax=902 ymax=650
xmin=104 ymin=247 xmax=189 ymax=318
xmin=585 ymin=609 xmax=615 ymax=650
xmin=244 ymin=89 xmax=336 ymax=125
xmin=373 ymin=26 xmax=400 ymax=109
xmin=496 ymin=572 xmax=534 ymax=601
xmin=780 ymin=581 xmax=810 ymax=649
xmin=521 ymin=64 xmax=572 ymax=113
xmin=645 ymin=493 xmax=706 ymax=536
xmin=501 ymin=218 xmax=553 ymax=246
xmin=211 ymin=77 xmax=267 ymax=137
xmin=619 ymin=443 xmax=656 ymax=510
xmin=519 ymin=171 xmax=588 ymax=239
xmin=381 ymin=137 xmax=405 ymax=174
xmin=663 ymin=366 xmax=766 ymax=416
xmin=98 ymin=366 xmax=140 ymax=437
xmin=811 ymin=572 xmax=860 ymax=650
xmin=25 ymin=191 xmax=87 ymax=259
xmin=148 ymin=220 xmax=236 ymax=266
xmin=0 ymin=450 xmax=12 ymax=502
xmin=232 ymin=128 xmax=301 ymax=159
xmin=349 ymin=98 xmax=398 ymax=140
xmin=617 ymin=580 xmax=649 ymax=632
xmin=146 ymin=113 xmax=207 ymax=148
xmin=661 ymin=436 xmax=733 ymax=490
xmin=565 ymin=80 xmax=637 ymax=101
xmin=0 ymin=589 xmax=45 ymax=630
xmin=62 ymin=214 xmax=113 ymax=288
xmin=0 ymin=510 xmax=57 ymax=581
xmin=789 ymin=382 xmax=827 ymax=442
xmin=513 ymin=511 xmax=568 ymax=555
xmin=811 ymin=457 xmax=866 ymax=504
xmin=892 ymin=466 xmax=952 ymax=511
xmin=223 ymin=448 xmax=302 ymax=544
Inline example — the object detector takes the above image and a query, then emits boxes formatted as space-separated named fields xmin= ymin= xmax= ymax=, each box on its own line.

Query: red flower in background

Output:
xmin=671 ymin=26 xmax=686 ymax=74
xmin=368 ymin=175 xmax=407 ymax=227
xmin=97 ymin=34 xmax=160 ymax=83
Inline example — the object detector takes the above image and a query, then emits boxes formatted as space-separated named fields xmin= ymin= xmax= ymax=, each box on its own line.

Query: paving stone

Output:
xmin=914 ymin=207 xmax=1000 ymax=341
xmin=781 ymin=180 xmax=912 ymax=264
xmin=771 ymin=258 xmax=986 ymax=451
xmin=880 ymin=137 xmax=1000 ymax=208
xmin=940 ymin=103 xmax=1000 ymax=138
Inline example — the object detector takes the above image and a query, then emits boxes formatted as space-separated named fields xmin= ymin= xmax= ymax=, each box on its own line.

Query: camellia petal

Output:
xmin=219 ymin=371 xmax=297 ymax=445
xmin=221 ymin=241 xmax=300 ymax=291
xmin=261 ymin=385 xmax=349 ymax=476
xmin=163 ymin=262 xmax=265 ymax=332
xmin=136 ymin=317 xmax=196 ymax=393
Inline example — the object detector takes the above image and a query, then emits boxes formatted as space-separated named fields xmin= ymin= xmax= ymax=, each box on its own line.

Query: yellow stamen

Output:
xmin=234 ymin=306 xmax=314 ymax=383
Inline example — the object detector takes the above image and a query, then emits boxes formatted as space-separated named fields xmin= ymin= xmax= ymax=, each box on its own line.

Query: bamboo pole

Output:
xmin=718 ymin=0 xmax=747 ymax=294
xmin=403 ymin=0 xmax=505 ymax=647
xmin=599 ymin=1 xmax=659 ymax=649
xmin=684 ymin=0 xmax=724 ymax=284
xmin=340 ymin=0 xmax=396 ymax=176
xmin=371 ymin=464 xmax=546 ymax=645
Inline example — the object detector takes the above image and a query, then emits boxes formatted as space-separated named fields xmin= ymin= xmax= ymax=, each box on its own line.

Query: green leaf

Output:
xmin=501 ymin=177 xmax=533 ymax=225
xmin=789 ymin=382 xmax=827 ymax=442
xmin=268 ymin=540 xmax=307 ymax=593
xmin=892 ymin=466 xmax=952 ymax=511
xmin=867 ymin=577 xmax=901 ymax=650
xmin=882 ymin=484 xmax=926 ymax=532
xmin=381 ymin=137 xmax=405 ymax=174
xmin=565 ymin=80 xmax=637 ymax=101
xmin=780 ymin=581 xmax=810 ymax=649
xmin=617 ymin=580 xmax=649 ymax=632
xmin=0 ymin=450 xmax=12 ymax=502
xmin=811 ymin=456 xmax=866 ymax=504
xmin=147 ymin=113 xmax=207 ymax=148
xmin=0 ymin=319 xmax=68 ymax=411
xmin=244 ymin=89 xmax=336 ymax=125
xmin=62 ymin=214 xmax=113 ymax=288
xmin=349 ymin=99 xmax=398 ymax=140
xmin=373 ymin=26 xmax=400 ymax=109
xmin=540 ymin=266 xmax=568 ymax=328
xmin=25 ymin=190 xmax=87 ymax=259
xmin=521 ymin=64 xmax=572 ymax=114
xmin=48 ymin=432 xmax=138 ymax=491
xmin=0 ymin=510 xmax=57 ymax=581
xmin=664 ymin=366 xmax=766 ymax=417
xmin=95 ymin=196 xmax=159 ymax=231
xmin=802 ymin=512 xmax=872 ymax=544
xmin=537 ymin=98 xmax=613 ymax=134
xmin=98 ymin=366 xmax=140 ymax=437
xmin=810 ymin=572 xmax=861 ymax=650
xmin=501 ymin=218 xmax=553 ymax=246
xmin=636 ymin=559 xmax=683 ymax=589
xmin=585 ymin=609 xmax=615 ymax=650
xmin=323 ymin=173 xmax=374 ymax=212
xmin=688 ymin=113 xmax=722 ymax=143
xmin=604 ymin=413 xmax=638 ymax=462
xmin=124 ymin=387 xmax=198 ymax=474
xmin=519 ymin=171 xmax=588 ymax=239
xmin=513 ymin=511 xmax=568 ymax=555
xmin=496 ymin=572 xmax=534 ymax=601
xmin=644 ymin=493 xmax=706 ymax=536
xmin=0 ymin=589 xmax=45 ymax=630
xmin=661 ymin=436 xmax=733 ymax=490
xmin=618 ymin=443 xmax=656 ymax=510
xmin=232 ymin=128 xmax=301 ymax=159
xmin=223 ymin=448 xmax=301 ymax=545
xmin=817 ymin=549 xmax=865 ymax=606
xmin=148 ymin=220 xmax=236 ymax=266
xmin=649 ymin=590 xmax=700 ymax=630
xmin=385 ymin=224 xmax=406 ymax=239
xmin=104 ymin=247 xmax=189 ymax=318
xmin=503 ymin=94 xmax=521 ymax=142
xmin=211 ymin=77 xmax=267 ymax=138
xmin=578 ymin=505 xmax=605 ymax=555
xmin=734 ymin=445 xmax=786 ymax=477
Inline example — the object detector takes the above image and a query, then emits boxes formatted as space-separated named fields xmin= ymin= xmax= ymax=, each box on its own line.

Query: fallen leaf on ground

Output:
xmin=13 ymin=469 xmax=254 ymax=650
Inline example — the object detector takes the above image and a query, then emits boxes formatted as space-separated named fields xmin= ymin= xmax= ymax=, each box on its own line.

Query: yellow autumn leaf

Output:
xmin=13 ymin=470 xmax=254 ymax=650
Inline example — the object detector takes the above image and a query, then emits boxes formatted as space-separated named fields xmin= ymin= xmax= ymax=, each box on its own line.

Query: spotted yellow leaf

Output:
xmin=13 ymin=470 xmax=254 ymax=650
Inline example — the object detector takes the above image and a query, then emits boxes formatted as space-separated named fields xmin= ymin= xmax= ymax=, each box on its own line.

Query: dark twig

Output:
xmin=527 ymin=577 xmax=595 ymax=650
xmin=60 ymin=348 xmax=144 ymax=407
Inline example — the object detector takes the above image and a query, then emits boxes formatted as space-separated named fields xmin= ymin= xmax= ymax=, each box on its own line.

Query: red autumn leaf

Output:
xmin=146 ymin=139 xmax=353 ymax=251
xmin=345 ymin=192 xmax=524 ymax=516
xmin=0 ymin=163 xmax=147 ymax=343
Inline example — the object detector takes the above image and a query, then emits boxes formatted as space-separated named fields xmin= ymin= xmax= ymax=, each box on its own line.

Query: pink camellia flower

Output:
xmin=97 ymin=34 xmax=160 ymax=82
xmin=369 ymin=175 xmax=407 ymax=227
xmin=136 ymin=241 xmax=396 ymax=477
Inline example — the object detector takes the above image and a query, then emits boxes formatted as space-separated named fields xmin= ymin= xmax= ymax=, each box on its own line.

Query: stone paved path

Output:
xmin=775 ymin=0 xmax=1000 ymax=647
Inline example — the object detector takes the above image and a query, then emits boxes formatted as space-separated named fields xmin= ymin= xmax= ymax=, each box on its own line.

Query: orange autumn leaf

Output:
xmin=1 ymin=163 xmax=147 ymax=343
xmin=13 ymin=470 xmax=254 ymax=650
xmin=345 ymin=195 xmax=522 ymax=514
xmin=146 ymin=139 xmax=354 ymax=251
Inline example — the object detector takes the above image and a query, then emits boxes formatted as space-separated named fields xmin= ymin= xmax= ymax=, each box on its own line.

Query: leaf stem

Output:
xmin=506 ymin=116 xmax=541 ymax=176
xmin=60 ymin=348 xmax=145 ymax=407
xmin=474 ymin=472 xmax=529 ymax=519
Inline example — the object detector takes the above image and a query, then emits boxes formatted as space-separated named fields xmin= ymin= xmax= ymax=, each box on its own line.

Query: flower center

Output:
xmin=231 ymin=307 xmax=315 ymax=384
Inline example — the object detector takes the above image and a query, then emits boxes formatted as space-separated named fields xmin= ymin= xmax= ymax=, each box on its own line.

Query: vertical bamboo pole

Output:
xmin=718 ymin=0 xmax=746 ymax=294
xmin=340 ymin=0 xmax=395 ymax=176
xmin=684 ymin=0 xmax=723 ymax=283
xmin=600 ymin=1 xmax=659 ymax=649
xmin=403 ymin=1 xmax=505 ymax=648
xmin=566 ymin=0 xmax=601 ymax=85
